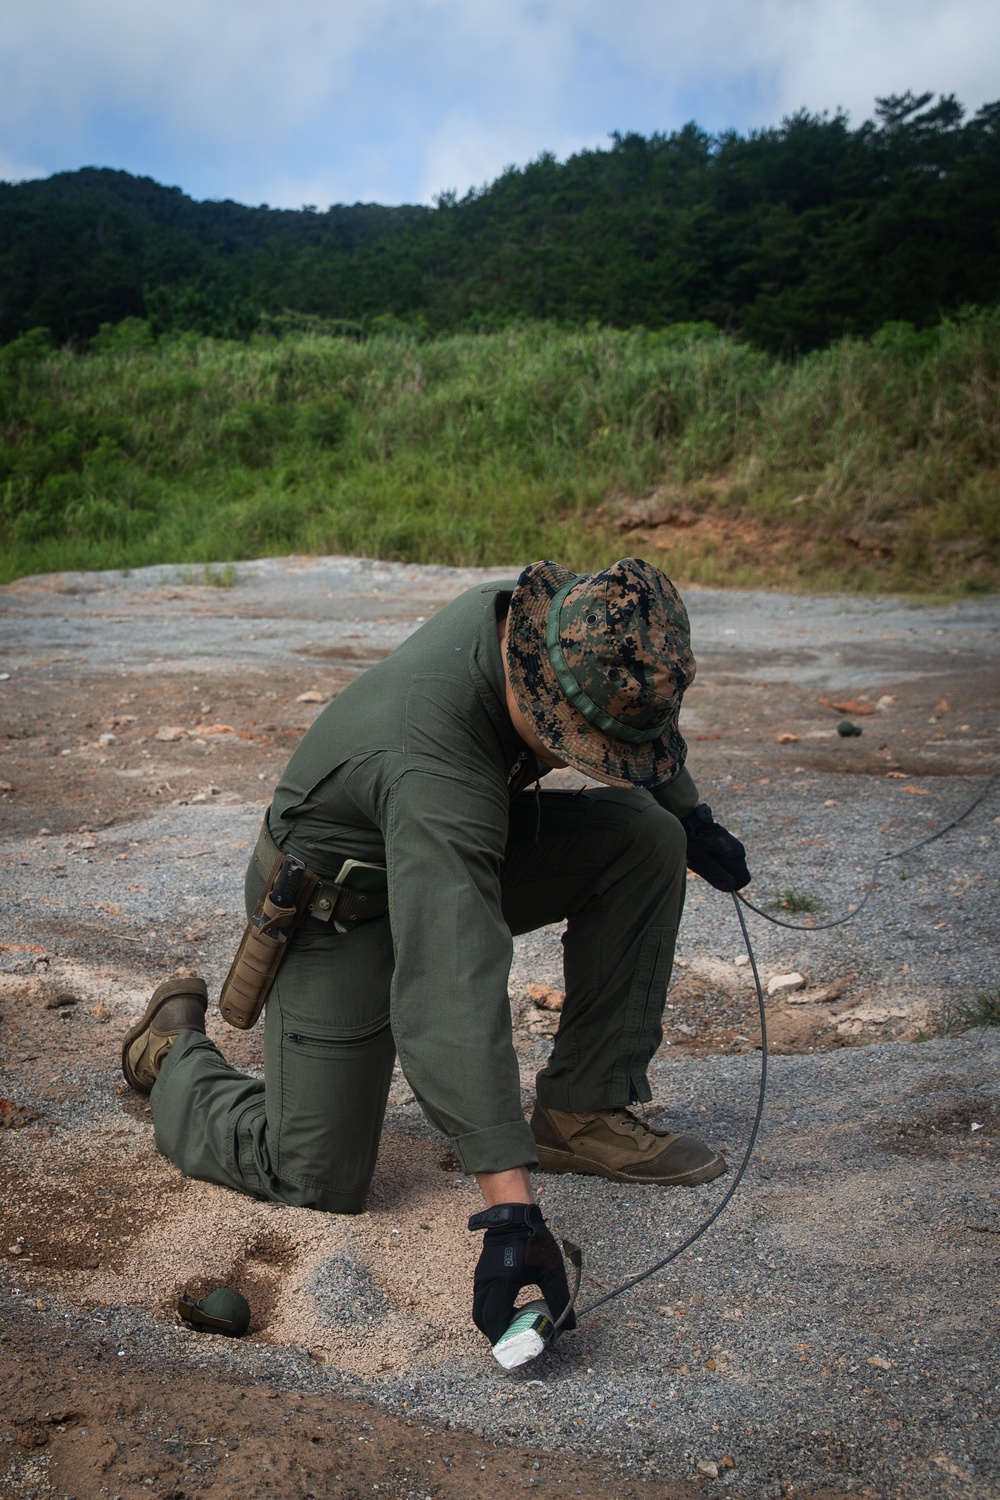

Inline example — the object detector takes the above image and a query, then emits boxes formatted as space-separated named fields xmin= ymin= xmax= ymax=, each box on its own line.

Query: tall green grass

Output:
xmin=1 ymin=312 xmax=998 ymax=589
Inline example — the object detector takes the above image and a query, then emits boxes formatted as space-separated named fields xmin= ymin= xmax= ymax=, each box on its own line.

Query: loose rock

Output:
xmin=766 ymin=972 xmax=806 ymax=996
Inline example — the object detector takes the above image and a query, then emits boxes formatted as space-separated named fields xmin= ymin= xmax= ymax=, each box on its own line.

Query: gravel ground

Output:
xmin=2 ymin=557 xmax=999 ymax=1500
xmin=364 ymin=1035 xmax=999 ymax=1498
xmin=6 ymin=1029 xmax=994 ymax=1497
xmin=1 ymin=554 xmax=997 ymax=685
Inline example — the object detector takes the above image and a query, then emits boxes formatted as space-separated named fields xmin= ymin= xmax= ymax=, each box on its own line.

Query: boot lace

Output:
xmin=607 ymin=1107 xmax=670 ymax=1140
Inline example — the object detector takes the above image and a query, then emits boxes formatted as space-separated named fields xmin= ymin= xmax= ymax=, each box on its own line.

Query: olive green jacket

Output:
xmin=271 ymin=581 xmax=699 ymax=1173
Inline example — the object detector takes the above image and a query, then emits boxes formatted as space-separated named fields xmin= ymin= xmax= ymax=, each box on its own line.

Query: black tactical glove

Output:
xmin=468 ymin=1203 xmax=576 ymax=1345
xmin=680 ymin=803 xmax=751 ymax=891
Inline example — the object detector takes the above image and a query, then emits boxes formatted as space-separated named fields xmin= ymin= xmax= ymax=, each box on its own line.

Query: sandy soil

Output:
xmin=1 ymin=557 xmax=998 ymax=1499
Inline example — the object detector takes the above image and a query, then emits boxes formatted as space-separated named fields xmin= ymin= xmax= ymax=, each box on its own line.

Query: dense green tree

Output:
xmin=0 ymin=93 xmax=996 ymax=351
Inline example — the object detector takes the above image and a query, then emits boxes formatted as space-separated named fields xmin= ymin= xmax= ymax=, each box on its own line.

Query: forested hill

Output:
xmin=2 ymin=91 xmax=998 ymax=352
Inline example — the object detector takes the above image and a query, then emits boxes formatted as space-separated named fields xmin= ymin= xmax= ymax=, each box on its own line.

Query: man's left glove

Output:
xmin=681 ymin=803 xmax=751 ymax=891
xmin=468 ymin=1203 xmax=576 ymax=1345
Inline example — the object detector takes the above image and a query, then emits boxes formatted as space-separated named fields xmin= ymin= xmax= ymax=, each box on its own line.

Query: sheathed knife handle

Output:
xmin=268 ymin=855 xmax=305 ymax=914
xmin=219 ymin=855 xmax=317 ymax=1029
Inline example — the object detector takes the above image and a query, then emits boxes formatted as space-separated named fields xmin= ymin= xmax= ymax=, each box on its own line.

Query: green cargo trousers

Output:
xmin=151 ymin=787 xmax=687 ymax=1212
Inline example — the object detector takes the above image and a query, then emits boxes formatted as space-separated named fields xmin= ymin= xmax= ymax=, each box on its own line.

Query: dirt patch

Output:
xmin=0 ymin=664 xmax=359 ymax=840
xmin=609 ymin=501 xmax=802 ymax=576
xmin=0 ymin=1300 xmax=708 ymax=1500
xmin=884 ymin=1101 xmax=999 ymax=1160
xmin=1 ymin=1137 xmax=185 ymax=1274
xmin=601 ymin=481 xmax=1000 ymax=591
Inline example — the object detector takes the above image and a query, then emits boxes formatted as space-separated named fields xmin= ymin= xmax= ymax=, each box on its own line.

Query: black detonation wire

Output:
xmin=575 ymin=770 xmax=998 ymax=1321
xmin=576 ymin=892 xmax=768 ymax=1319
xmin=737 ymin=771 xmax=999 ymax=932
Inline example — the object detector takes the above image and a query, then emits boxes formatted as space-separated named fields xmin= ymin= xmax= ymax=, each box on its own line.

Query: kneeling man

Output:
xmin=121 ymin=558 xmax=750 ymax=1343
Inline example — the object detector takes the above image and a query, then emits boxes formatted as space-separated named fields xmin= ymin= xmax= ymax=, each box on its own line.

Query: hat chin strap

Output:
xmin=545 ymin=583 xmax=670 ymax=746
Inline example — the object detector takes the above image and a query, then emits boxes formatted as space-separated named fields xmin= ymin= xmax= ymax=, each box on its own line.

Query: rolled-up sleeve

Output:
xmin=651 ymin=764 xmax=700 ymax=819
xmin=382 ymin=768 xmax=537 ymax=1174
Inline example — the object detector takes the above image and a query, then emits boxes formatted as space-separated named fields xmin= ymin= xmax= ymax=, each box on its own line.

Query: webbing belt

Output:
xmin=253 ymin=818 xmax=388 ymax=925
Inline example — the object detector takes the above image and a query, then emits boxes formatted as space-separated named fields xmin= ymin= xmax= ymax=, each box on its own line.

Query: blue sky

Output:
xmin=3 ymin=0 xmax=999 ymax=208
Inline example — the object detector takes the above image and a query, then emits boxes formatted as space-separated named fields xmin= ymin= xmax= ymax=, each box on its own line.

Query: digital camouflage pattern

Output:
xmin=506 ymin=558 xmax=696 ymax=789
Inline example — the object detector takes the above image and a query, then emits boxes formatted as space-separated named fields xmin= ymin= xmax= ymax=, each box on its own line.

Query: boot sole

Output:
xmin=121 ymin=977 xmax=209 ymax=1095
xmin=534 ymin=1142 xmax=728 ymax=1186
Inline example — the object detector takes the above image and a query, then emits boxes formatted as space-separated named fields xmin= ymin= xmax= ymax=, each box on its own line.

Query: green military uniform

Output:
xmin=151 ymin=581 xmax=699 ymax=1212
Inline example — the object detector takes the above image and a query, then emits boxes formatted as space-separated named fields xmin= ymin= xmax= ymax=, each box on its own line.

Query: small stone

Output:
xmin=734 ymin=955 xmax=749 ymax=967
xmin=98 ymin=732 xmax=116 ymax=745
xmin=766 ymin=972 xmax=806 ymax=996
xmin=0 ymin=1099 xmax=42 ymax=1129
xmin=296 ymin=689 xmax=327 ymax=704
xmin=696 ymin=1459 xmax=719 ymax=1479
xmin=776 ymin=732 xmax=799 ymax=744
xmin=837 ymin=720 xmax=863 ymax=737
xmin=526 ymin=983 xmax=564 ymax=1011
xmin=785 ymin=980 xmax=847 ymax=1006
xmin=867 ymin=1355 xmax=893 ymax=1369
xmin=8 ymin=1243 xmax=22 ymax=1256
xmin=526 ymin=1010 xmax=559 ymax=1035
xmin=45 ymin=992 xmax=81 ymax=1009
xmin=154 ymin=726 xmax=188 ymax=742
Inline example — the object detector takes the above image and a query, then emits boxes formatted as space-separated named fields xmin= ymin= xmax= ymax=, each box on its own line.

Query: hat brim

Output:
xmin=505 ymin=560 xmax=689 ymax=790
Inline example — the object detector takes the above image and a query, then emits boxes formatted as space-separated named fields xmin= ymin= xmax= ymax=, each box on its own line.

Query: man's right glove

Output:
xmin=468 ymin=1203 xmax=576 ymax=1345
xmin=680 ymin=803 xmax=751 ymax=891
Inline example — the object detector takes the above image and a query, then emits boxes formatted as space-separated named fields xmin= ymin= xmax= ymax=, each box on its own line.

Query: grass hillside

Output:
xmin=1 ymin=311 xmax=998 ymax=592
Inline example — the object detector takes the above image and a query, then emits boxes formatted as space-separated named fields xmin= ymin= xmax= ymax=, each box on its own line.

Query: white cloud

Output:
xmin=773 ymin=0 xmax=1000 ymax=123
xmin=417 ymin=114 xmax=604 ymax=203
xmin=523 ymin=0 xmax=1000 ymax=128
xmin=0 ymin=0 xmax=388 ymax=147
xmin=1 ymin=0 xmax=997 ymax=206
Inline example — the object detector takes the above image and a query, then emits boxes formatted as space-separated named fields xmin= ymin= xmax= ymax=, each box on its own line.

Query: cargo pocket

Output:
xmin=274 ymin=1014 xmax=397 ymax=1206
xmin=283 ymin=1016 xmax=392 ymax=1057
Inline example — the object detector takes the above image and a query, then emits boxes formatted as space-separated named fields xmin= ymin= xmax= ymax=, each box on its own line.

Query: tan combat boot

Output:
xmin=121 ymin=977 xmax=209 ymax=1094
xmin=531 ymin=1102 xmax=727 ymax=1186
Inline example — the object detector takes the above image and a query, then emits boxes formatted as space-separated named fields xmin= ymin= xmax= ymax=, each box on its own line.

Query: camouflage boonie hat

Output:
xmin=506 ymin=559 xmax=695 ymax=788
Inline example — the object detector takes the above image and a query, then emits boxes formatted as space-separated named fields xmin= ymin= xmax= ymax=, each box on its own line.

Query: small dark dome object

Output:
xmin=177 ymin=1287 xmax=251 ymax=1336
xmin=837 ymin=720 xmax=863 ymax=738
